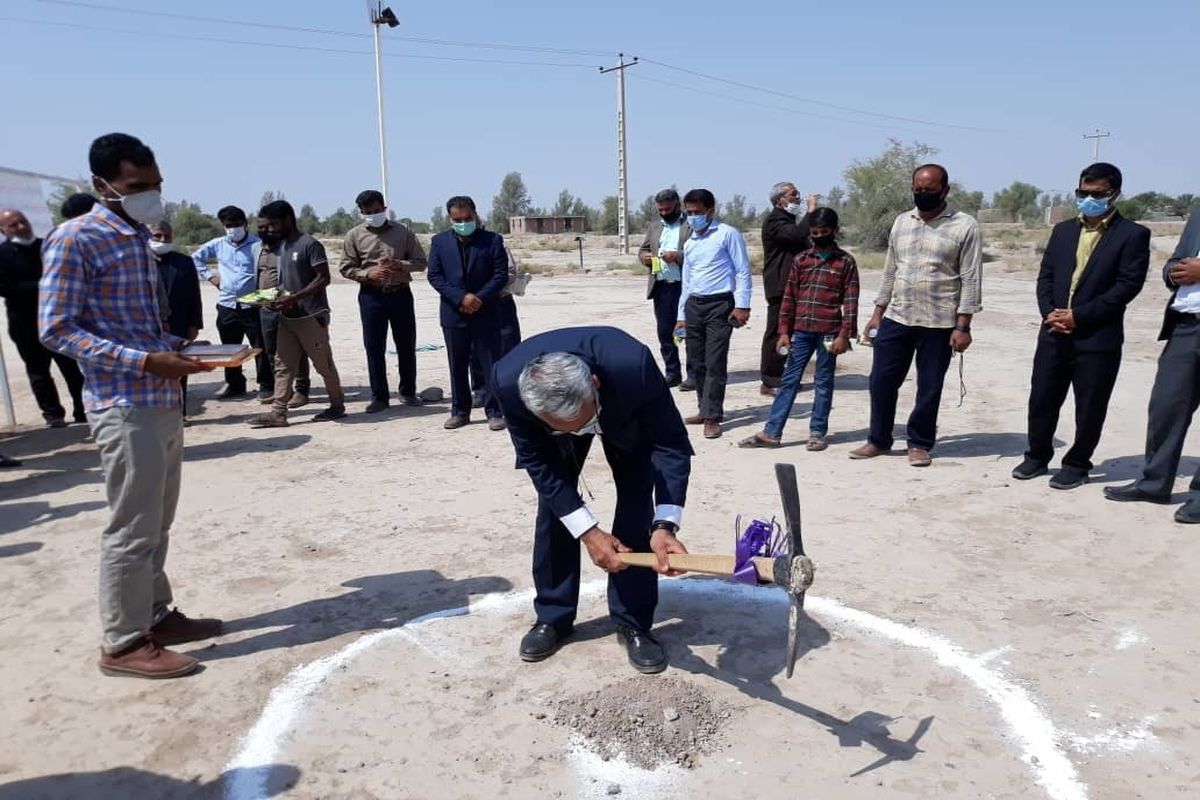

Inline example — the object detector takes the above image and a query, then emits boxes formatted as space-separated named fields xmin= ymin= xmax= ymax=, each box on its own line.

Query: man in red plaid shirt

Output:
xmin=740 ymin=208 xmax=859 ymax=450
xmin=40 ymin=133 xmax=223 ymax=679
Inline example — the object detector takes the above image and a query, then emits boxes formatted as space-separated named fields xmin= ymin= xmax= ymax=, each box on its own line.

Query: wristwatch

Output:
xmin=651 ymin=520 xmax=679 ymax=535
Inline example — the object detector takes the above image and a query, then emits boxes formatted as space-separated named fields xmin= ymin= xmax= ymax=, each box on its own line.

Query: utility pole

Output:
xmin=600 ymin=54 xmax=637 ymax=254
xmin=1083 ymin=128 xmax=1111 ymax=163
xmin=370 ymin=5 xmax=399 ymax=204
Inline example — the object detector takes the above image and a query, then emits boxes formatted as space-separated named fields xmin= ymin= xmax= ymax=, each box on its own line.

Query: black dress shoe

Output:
xmin=679 ymin=380 xmax=696 ymax=392
xmin=365 ymin=399 xmax=390 ymax=414
xmin=216 ymin=386 xmax=248 ymax=400
xmin=1011 ymin=457 xmax=1048 ymax=481
xmin=0 ymin=454 xmax=22 ymax=468
xmin=1175 ymin=500 xmax=1200 ymax=524
xmin=519 ymin=623 xmax=565 ymax=662
xmin=665 ymin=376 xmax=682 ymax=388
xmin=1049 ymin=466 xmax=1089 ymax=490
xmin=1103 ymin=484 xmax=1171 ymax=504
xmin=616 ymin=626 xmax=667 ymax=674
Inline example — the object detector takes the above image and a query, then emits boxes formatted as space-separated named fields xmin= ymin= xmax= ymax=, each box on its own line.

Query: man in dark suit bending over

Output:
xmin=493 ymin=326 xmax=692 ymax=674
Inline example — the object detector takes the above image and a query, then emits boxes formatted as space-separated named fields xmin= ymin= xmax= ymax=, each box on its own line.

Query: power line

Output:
xmin=635 ymin=56 xmax=995 ymax=133
xmin=36 ymin=0 xmax=610 ymax=57
xmin=0 ymin=16 xmax=599 ymax=68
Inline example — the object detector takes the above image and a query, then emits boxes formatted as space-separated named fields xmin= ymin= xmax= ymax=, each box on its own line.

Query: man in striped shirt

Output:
xmin=40 ymin=133 xmax=223 ymax=679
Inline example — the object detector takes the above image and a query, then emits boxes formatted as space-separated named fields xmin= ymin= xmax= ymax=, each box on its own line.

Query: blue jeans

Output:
xmin=764 ymin=331 xmax=837 ymax=439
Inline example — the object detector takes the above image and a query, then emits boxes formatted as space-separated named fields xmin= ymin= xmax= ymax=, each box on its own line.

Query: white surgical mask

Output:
xmin=570 ymin=401 xmax=602 ymax=437
xmin=96 ymin=177 xmax=165 ymax=225
xmin=148 ymin=240 xmax=173 ymax=256
xmin=362 ymin=210 xmax=388 ymax=228
xmin=9 ymin=235 xmax=35 ymax=246
xmin=784 ymin=202 xmax=804 ymax=217
xmin=226 ymin=226 xmax=247 ymax=243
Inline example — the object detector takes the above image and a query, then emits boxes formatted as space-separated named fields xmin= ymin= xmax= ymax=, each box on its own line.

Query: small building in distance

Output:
xmin=509 ymin=215 xmax=586 ymax=234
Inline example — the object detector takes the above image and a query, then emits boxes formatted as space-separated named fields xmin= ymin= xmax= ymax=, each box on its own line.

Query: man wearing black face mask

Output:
xmin=851 ymin=164 xmax=982 ymax=467
xmin=637 ymin=189 xmax=692 ymax=388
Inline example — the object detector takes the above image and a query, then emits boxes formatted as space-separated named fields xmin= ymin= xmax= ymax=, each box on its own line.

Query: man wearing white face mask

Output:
xmin=191 ymin=205 xmax=271 ymax=401
xmin=40 ymin=132 xmax=221 ymax=679
xmin=340 ymin=189 xmax=427 ymax=412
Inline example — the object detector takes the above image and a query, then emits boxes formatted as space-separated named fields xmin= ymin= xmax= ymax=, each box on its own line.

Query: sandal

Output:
xmin=738 ymin=433 xmax=781 ymax=449
xmin=806 ymin=435 xmax=828 ymax=452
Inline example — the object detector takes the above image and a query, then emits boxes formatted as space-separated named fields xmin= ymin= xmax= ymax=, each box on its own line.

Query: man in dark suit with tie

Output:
xmin=1105 ymin=207 xmax=1200 ymax=523
xmin=427 ymin=195 xmax=510 ymax=431
xmin=493 ymin=326 xmax=692 ymax=673
xmin=1012 ymin=162 xmax=1150 ymax=489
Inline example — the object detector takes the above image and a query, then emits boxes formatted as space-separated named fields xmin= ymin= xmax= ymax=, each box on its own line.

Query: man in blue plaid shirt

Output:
xmin=40 ymin=133 xmax=224 ymax=679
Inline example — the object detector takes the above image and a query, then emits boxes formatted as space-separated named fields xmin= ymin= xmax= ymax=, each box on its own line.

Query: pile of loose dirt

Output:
xmin=552 ymin=677 xmax=730 ymax=769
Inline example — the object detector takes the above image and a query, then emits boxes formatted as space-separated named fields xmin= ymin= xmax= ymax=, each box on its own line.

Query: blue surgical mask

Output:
xmin=687 ymin=214 xmax=711 ymax=232
xmin=1076 ymin=196 xmax=1110 ymax=218
xmin=452 ymin=220 xmax=477 ymax=237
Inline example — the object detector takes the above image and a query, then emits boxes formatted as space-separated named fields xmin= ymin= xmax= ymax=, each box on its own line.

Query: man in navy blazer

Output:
xmin=1106 ymin=207 xmax=1200 ymax=523
xmin=493 ymin=326 xmax=693 ymax=673
xmin=1012 ymin=162 xmax=1150 ymax=489
xmin=427 ymin=195 xmax=509 ymax=430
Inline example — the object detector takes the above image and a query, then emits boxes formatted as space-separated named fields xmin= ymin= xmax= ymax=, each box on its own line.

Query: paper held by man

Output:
xmin=235 ymin=287 xmax=291 ymax=307
xmin=180 ymin=343 xmax=260 ymax=368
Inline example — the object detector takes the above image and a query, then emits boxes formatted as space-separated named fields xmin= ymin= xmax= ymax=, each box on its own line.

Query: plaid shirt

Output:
xmin=877 ymin=208 xmax=983 ymax=328
xmin=778 ymin=246 xmax=860 ymax=339
xmin=39 ymin=205 xmax=184 ymax=412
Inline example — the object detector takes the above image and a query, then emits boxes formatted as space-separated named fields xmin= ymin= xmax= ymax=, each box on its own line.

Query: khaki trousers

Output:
xmin=272 ymin=314 xmax=344 ymax=415
xmin=90 ymin=406 xmax=182 ymax=653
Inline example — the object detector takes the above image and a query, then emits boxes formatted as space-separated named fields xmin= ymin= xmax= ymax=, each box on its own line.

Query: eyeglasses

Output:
xmin=1075 ymin=189 xmax=1114 ymax=200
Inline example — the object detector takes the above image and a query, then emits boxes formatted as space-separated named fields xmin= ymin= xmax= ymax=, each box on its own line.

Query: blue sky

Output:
xmin=2 ymin=0 xmax=1197 ymax=222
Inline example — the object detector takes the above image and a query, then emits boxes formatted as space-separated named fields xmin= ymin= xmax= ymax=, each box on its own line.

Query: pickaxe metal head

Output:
xmin=773 ymin=462 xmax=814 ymax=678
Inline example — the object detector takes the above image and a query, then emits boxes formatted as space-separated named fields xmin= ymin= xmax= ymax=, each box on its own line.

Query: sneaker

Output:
xmin=1011 ymin=457 xmax=1048 ymax=481
xmin=1049 ymin=466 xmax=1089 ymax=490
xmin=488 ymin=417 xmax=507 ymax=432
xmin=217 ymin=386 xmax=248 ymax=401
xmin=287 ymin=393 xmax=310 ymax=409
xmin=151 ymin=608 xmax=223 ymax=646
xmin=849 ymin=442 xmax=887 ymax=460
xmin=98 ymin=637 xmax=198 ymax=679
xmin=401 ymin=394 xmax=424 ymax=407
xmin=806 ymin=434 xmax=828 ymax=452
xmin=365 ymin=399 xmax=390 ymax=414
xmin=312 ymin=405 xmax=347 ymax=422
xmin=444 ymin=415 xmax=470 ymax=430
xmin=249 ymin=413 xmax=289 ymax=428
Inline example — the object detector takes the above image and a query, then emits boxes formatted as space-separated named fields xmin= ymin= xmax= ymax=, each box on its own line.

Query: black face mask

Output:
xmin=811 ymin=234 xmax=836 ymax=249
xmin=913 ymin=191 xmax=944 ymax=213
xmin=660 ymin=209 xmax=680 ymax=224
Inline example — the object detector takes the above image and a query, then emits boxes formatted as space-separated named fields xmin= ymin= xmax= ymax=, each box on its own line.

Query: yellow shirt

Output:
xmin=1070 ymin=209 xmax=1116 ymax=303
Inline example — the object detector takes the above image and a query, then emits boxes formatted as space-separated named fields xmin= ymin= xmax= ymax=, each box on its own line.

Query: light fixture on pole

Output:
xmin=368 ymin=3 xmax=400 ymax=204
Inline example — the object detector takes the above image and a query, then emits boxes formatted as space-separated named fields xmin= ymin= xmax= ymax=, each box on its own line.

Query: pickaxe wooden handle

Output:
xmin=617 ymin=554 xmax=778 ymax=582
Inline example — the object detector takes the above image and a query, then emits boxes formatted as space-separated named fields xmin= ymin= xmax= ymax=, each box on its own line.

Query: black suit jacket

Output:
xmin=426 ymin=229 xmax=509 ymax=329
xmin=492 ymin=326 xmax=693 ymax=520
xmin=156 ymin=251 xmax=203 ymax=338
xmin=1035 ymin=212 xmax=1150 ymax=352
xmin=1159 ymin=210 xmax=1200 ymax=341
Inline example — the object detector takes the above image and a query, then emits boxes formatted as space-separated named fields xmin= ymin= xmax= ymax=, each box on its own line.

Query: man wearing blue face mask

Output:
xmin=1012 ymin=162 xmax=1150 ymax=490
xmin=427 ymin=195 xmax=509 ymax=430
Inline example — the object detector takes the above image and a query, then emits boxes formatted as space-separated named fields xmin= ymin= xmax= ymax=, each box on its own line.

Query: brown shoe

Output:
xmin=684 ymin=415 xmax=706 ymax=425
xmin=703 ymin=420 xmax=722 ymax=439
xmin=151 ymin=608 xmax=223 ymax=646
xmin=444 ymin=415 xmax=470 ymax=430
xmin=249 ymin=413 xmax=288 ymax=428
xmin=487 ymin=417 xmax=507 ymax=432
xmin=287 ymin=393 xmax=310 ymax=409
xmin=759 ymin=383 xmax=778 ymax=397
xmin=99 ymin=637 xmax=199 ymax=679
xmin=908 ymin=447 xmax=932 ymax=467
xmin=849 ymin=442 xmax=887 ymax=460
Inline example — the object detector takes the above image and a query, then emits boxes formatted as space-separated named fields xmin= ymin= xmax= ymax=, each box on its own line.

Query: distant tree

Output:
xmin=430 ymin=205 xmax=451 ymax=233
xmin=258 ymin=190 xmax=286 ymax=212
xmin=1171 ymin=193 xmax=1199 ymax=217
xmin=1115 ymin=199 xmax=1147 ymax=220
xmin=992 ymin=181 xmax=1041 ymax=223
xmin=322 ymin=207 xmax=359 ymax=236
xmin=823 ymin=186 xmax=845 ymax=212
xmin=720 ymin=194 xmax=760 ymax=231
xmin=597 ymin=195 xmax=620 ymax=235
xmin=569 ymin=198 xmax=595 ymax=231
xmin=1129 ymin=192 xmax=1174 ymax=216
xmin=552 ymin=189 xmax=578 ymax=216
xmin=297 ymin=203 xmax=321 ymax=234
xmin=168 ymin=200 xmax=224 ymax=247
xmin=403 ymin=219 xmax=432 ymax=234
xmin=47 ymin=179 xmax=94 ymax=224
xmin=490 ymin=171 xmax=533 ymax=234
xmin=842 ymin=139 xmax=937 ymax=249
xmin=953 ymin=188 xmax=985 ymax=216
xmin=631 ymin=193 xmax=658 ymax=231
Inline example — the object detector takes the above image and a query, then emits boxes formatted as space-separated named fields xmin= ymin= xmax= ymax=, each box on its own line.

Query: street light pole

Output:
xmin=600 ymin=54 xmax=637 ymax=255
xmin=370 ymin=5 xmax=400 ymax=204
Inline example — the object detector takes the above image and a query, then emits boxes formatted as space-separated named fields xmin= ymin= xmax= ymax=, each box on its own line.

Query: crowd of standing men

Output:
xmin=1 ymin=130 xmax=1198 ymax=681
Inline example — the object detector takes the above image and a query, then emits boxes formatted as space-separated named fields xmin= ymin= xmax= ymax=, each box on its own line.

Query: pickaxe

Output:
xmin=618 ymin=463 xmax=816 ymax=677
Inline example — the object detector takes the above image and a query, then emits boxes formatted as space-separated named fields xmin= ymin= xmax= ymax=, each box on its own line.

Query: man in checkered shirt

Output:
xmin=40 ymin=133 xmax=223 ymax=679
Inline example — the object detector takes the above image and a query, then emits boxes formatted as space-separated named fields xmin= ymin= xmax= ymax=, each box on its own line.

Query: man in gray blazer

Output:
xmin=638 ymin=189 xmax=691 ymax=388
xmin=1105 ymin=208 xmax=1200 ymax=523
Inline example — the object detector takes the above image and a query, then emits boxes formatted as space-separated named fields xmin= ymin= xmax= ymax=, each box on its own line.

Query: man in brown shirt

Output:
xmin=341 ymin=190 xmax=428 ymax=412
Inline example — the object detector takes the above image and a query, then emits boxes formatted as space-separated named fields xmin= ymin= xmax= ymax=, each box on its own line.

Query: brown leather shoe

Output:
xmin=908 ymin=447 xmax=932 ymax=467
xmin=444 ymin=415 xmax=470 ymax=430
xmin=287 ymin=393 xmax=310 ymax=409
xmin=684 ymin=415 xmax=706 ymax=425
xmin=99 ymin=637 xmax=199 ymax=679
xmin=249 ymin=413 xmax=288 ymax=428
xmin=849 ymin=442 xmax=887 ymax=460
xmin=151 ymin=608 xmax=223 ymax=646
xmin=703 ymin=420 xmax=722 ymax=439
xmin=759 ymin=383 xmax=778 ymax=397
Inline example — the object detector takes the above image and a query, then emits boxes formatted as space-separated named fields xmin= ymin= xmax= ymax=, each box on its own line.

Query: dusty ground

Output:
xmin=0 ymin=238 xmax=1196 ymax=800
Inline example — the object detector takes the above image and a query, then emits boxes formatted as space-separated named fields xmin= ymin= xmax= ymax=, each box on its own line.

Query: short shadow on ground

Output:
xmin=1091 ymin=454 xmax=1200 ymax=496
xmin=0 ymin=499 xmax=106 ymax=535
xmin=0 ymin=764 xmax=299 ymax=800
xmin=183 ymin=434 xmax=311 ymax=462
xmin=188 ymin=571 xmax=512 ymax=662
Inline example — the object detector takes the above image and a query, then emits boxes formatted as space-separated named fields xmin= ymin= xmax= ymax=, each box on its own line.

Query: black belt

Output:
xmin=689 ymin=292 xmax=734 ymax=302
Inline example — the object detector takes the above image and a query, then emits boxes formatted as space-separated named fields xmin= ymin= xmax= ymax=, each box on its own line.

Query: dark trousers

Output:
xmin=650 ymin=281 xmax=684 ymax=383
xmin=868 ymin=318 xmax=954 ymax=451
xmin=760 ymin=297 xmax=786 ymax=387
xmin=532 ymin=435 xmax=658 ymax=633
xmin=8 ymin=319 xmax=85 ymax=422
xmin=1025 ymin=336 xmax=1122 ymax=470
xmin=444 ymin=321 xmax=502 ymax=418
xmin=260 ymin=308 xmax=311 ymax=396
xmin=215 ymin=305 xmax=272 ymax=392
xmin=685 ymin=293 xmax=735 ymax=420
xmin=470 ymin=296 xmax=522 ymax=392
xmin=359 ymin=288 xmax=417 ymax=401
xmin=1137 ymin=318 xmax=1200 ymax=497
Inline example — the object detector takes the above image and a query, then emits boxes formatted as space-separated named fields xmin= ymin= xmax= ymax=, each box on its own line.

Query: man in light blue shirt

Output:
xmin=191 ymin=205 xmax=270 ymax=399
xmin=675 ymin=188 xmax=753 ymax=439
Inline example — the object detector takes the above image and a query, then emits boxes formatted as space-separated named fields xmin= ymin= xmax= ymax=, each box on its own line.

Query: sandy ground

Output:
xmin=0 ymin=254 xmax=1197 ymax=800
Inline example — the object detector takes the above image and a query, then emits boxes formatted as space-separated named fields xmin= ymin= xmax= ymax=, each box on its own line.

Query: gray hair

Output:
xmin=768 ymin=181 xmax=795 ymax=206
xmin=654 ymin=188 xmax=680 ymax=204
xmin=518 ymin=352 xmax=594 ymax=420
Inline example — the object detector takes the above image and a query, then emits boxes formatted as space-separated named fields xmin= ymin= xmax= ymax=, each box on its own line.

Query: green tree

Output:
xmin=167 ymin=201 xmax=223 ymax=247
xmin=720 ymin=194 xmax=760 ymax=231
xmin=47 ymin=179 xmax=94 ymax=224
xmin=596 ymin=196 xmax=620 ymax=235
xmin=1171 ymin=193 xmax=1198 ymax=217
xmin=842 ymin=139 xmax=937 ymax=249
xmin=430 ymin=205 xmax=451 ymax=233
xmin=321 ymin=207 xmax=359 ymax=236
xmin=258 ymin=190 xmax=286 ymax=211
xmin=823 ymin=186 xmax=845 ymax=212
xmin=490 ymin=171 xmax=533 ymax=234
xmin=1115 ymin=199 xmax=1147 ymax=220
xmin=631 ymin=193 xmax=658 ymax=231
xmin=953 ymin=188 xmax=985 ymax=216
xmin=552 ymin=189 xmax=579 ymax=216
xmin=297 ymin=203 xmax=321 ymax=234
xmin=992 ymin=181 xmax=1041 ymax=223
